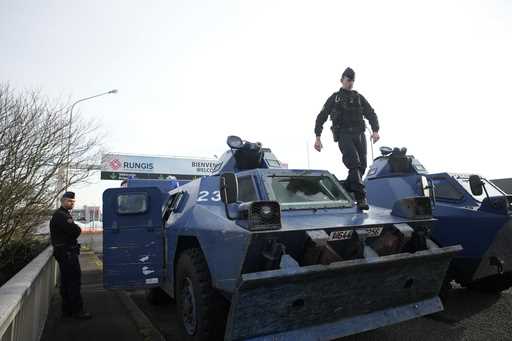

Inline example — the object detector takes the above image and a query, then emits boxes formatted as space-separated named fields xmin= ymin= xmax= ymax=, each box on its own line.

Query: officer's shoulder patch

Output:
xmin=67 ymin=218 xmax=73 ymax=223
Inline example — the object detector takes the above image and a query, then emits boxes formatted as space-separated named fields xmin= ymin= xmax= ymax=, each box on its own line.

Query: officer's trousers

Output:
xmin=54 ymin=248 xmax=83 ymax=314
xmin=337 ymin=131 xmax=367 ymax=200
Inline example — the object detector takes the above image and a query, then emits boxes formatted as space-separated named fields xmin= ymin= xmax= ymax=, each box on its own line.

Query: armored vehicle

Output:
xmin=102 ymin=137 xmax=460 ymax=341
xmin=365 ymin=146 xmax=512 ymax=293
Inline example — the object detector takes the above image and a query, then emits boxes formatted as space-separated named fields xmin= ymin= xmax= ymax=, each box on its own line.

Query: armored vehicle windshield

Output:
xmin=264 ymin=174 xmax=352 ymax=210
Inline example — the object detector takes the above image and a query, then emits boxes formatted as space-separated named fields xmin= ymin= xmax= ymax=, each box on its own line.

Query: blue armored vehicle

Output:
xmin=102 ymin=136 xmax=460 ymax=341
xmin=365 ymin=146 xmax=512 ymax=293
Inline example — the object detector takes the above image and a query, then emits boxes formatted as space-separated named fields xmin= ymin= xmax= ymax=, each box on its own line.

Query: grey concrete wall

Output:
xmin=0 ymin=246 xmax=57 ymax=341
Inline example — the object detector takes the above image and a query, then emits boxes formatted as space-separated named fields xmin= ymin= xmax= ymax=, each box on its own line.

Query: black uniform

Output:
xmin=50 ymin=207 xmax=84 ymax=315
xmin=314 ymin=88 xmax=379 ymax=201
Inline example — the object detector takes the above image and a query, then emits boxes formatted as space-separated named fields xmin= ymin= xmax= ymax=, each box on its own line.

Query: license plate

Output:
xmin=328 ymin=230 xmax=354 ymax=241
xmin=329 ymin=227 xmax=384 ymax=241
xmin=366 ymin=227 xmax=384 ymax=237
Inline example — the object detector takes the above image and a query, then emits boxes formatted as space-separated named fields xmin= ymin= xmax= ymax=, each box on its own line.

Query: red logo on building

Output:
xmin=110 ymin=159 xmax=122 ymax=170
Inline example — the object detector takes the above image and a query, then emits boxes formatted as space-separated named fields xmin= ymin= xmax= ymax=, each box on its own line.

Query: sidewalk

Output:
xmin=40 ymin=249 xmax=163 ymax=341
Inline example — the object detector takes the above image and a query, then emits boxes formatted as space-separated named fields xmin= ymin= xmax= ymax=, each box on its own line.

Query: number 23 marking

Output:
xmin=197 ymin=190 xmax=221 ymax=202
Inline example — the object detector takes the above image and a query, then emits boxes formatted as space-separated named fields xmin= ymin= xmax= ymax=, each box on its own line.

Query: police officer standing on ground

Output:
xmin=50 ymin=191 xmax=92 ymax=319
xmin=314 ymin=67 xmax=380 ymax=210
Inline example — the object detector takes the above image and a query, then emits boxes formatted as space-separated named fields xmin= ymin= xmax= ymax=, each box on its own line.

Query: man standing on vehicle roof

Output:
xmin=314 ymin=67 xmax=380 ymax=210
xmin=50 ymin=191 xmax=92 ymax=319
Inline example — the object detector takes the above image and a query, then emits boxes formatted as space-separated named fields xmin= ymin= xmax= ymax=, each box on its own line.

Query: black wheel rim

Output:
xmin=181 ymin=277 xmax=197 ymax=335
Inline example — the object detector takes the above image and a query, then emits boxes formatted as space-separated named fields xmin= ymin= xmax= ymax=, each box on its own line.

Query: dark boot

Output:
xmin=355 ymin=193 xmax=369 ymax=210
xmin=357 ymin=197 xmax=369 ymax=210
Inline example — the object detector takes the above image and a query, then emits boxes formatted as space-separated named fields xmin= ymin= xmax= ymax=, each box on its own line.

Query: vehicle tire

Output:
xmin=439 ymin=279 xmax=453 ymax=303
xmin=145 ymin=287 xmax=173 ymax=305
xmin=467 ymin=274 xmax=512 ymax=294
xmin=176 ymin=248 xmax=228 ymax=341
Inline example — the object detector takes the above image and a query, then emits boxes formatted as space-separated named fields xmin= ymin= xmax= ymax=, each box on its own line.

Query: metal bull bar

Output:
xmin=224 ymin=243 xmax=461 ymax=341
xmin=472 ymin=219 xmax=512 ymax=281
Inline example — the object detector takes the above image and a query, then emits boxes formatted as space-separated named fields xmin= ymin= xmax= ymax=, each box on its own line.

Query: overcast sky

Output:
xmin=1 ymin=0 xmax=511 ymax=206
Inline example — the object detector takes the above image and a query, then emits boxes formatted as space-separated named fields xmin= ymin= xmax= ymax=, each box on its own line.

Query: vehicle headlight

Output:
xmin=260 ymin=204 xmax=274 ymax=219
xmin=239 ymin=201 xmax=281 ymax=231
xmin=391 ymin=197 xmax=432 ymax=219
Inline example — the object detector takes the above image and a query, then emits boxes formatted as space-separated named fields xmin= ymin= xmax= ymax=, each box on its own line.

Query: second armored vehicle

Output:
xmin=365 ymin=146 xmax=512 ymax=293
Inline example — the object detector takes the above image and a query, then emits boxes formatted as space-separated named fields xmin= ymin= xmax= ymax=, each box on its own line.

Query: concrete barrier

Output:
xmin=0 ymin=246 xmax=57 ymax=341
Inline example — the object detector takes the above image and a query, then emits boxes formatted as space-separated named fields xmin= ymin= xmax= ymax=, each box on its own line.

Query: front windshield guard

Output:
xmin=453 ymin=175 xmax=504 ymax=202
xmin=264 ymin=173 xmax=353 ymax=210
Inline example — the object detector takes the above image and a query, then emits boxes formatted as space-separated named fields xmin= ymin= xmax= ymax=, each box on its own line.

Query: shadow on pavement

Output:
xmin=128 ymin=290 xmax=180 ymax=340
xmin=429 ymin=286 xmax=502 ymax=324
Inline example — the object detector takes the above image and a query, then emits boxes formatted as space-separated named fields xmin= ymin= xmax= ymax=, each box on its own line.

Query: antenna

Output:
xmin=306 ymin=140 xmax=311 ymax=168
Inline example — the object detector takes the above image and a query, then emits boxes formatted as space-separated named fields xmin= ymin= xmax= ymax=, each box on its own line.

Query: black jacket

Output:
xmin=49 ymin=207 xmax=81 ymax=247
xmin=314 ymin=88 xmax=379 ymax=136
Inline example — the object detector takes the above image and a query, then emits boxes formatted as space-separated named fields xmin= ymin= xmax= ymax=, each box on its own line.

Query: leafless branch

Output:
xmin=0 ymin=84 xmax=103 ymax=251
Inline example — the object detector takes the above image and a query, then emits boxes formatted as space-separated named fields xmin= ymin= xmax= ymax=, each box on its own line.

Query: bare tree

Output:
xmin=0 ymin=84 xmax=102 ymax=252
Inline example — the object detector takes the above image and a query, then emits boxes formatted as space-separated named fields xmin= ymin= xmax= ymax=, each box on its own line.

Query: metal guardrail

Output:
xmin=0 ymin=246 xmax=57 ymax=341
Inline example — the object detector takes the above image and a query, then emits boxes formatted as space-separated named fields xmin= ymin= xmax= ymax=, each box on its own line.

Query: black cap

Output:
xmin=342 ymin=67 xmax=355 ymax=81
xmin=62 ymin=191 xmax=75 ymax=199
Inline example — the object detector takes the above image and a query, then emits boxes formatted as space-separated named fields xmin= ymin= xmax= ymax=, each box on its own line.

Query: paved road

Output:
xmin=78 ymin=233 xmax=103 ymax=253
xmin=128 ymin=284 xmax=512 ymax=341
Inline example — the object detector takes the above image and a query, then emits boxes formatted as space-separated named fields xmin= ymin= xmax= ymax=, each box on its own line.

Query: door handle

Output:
xmin=112 ymin=221 xmax=119 ymax=233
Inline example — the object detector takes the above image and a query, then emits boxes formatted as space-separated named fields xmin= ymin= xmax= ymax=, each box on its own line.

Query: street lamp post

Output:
xmin=65 ymin=89 xmax=118 ymax=190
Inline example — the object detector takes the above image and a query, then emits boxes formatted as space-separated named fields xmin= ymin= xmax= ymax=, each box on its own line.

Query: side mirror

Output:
xmin=227 ymin=135 xmax=244 ymax=149
xmin=469 ymin=175 xmax=484 ymax=196
xmin=220 ymin=172 xmax=238 ymax=204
